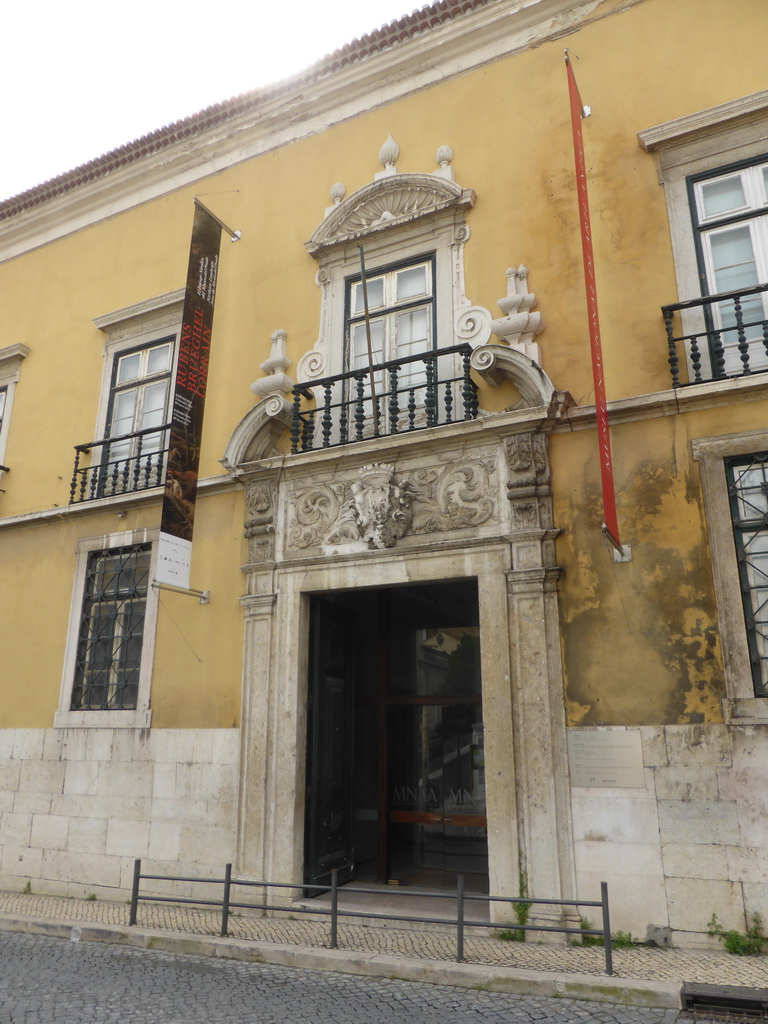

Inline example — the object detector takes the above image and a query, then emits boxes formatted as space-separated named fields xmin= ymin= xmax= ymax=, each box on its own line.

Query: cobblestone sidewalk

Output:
xmin=1 ymin=889 xmax=766 ymax=990
xmin=1 ymin=932 xmax=684 ymax=1024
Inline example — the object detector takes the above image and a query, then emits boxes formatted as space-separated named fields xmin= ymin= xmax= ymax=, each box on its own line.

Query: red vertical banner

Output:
xmin=156 ymin=201 xmax=223 ymax=588
xmin=566 ymin=55 xmax=622 ymax=554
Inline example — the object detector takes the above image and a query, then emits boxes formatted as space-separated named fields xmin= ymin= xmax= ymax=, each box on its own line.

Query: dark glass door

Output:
xmin=306 ymin=581 xmax=488 ymax=893
xmin=386 ymin=626 xmax=487 ymax=891
xmin=304 ymin=597 xmax=355 ymax=888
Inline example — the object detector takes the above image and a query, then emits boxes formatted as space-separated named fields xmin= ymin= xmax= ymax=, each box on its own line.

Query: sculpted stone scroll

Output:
xmin=409 ymin=460 xmax=495 ymax=534
xmin=289 ymin=484 xmax=344 ymax=550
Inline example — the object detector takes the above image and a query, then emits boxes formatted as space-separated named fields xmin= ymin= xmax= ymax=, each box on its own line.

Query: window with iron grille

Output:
xmin=71 ymin=544 xmax=151 ymax=710
xmin=725 ymin=453 xmax=768 ymax=697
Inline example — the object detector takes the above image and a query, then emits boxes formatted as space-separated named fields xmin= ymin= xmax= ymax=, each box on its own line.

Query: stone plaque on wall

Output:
xmin=567 ymin=729 xmax=645 ymax=788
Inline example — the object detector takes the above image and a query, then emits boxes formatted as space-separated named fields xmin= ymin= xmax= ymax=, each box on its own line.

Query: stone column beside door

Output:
xmin=505 ymin=431 xmax=577 ymax=936
xmin=236 ymin=477 xmax=279 ymax=882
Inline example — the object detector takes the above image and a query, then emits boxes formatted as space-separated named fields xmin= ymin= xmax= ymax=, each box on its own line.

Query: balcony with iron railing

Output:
xmin=661 ymin=282 xmax=768 ymax=388
xmin=69 ymin=423 xmax=171 ymax=504
xmin=289 ymin=344 xmax=478 ymax=454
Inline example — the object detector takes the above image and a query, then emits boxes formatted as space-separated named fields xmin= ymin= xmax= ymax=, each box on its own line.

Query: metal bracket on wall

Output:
xmin=151 ymin=581 xmax=210 ymax=604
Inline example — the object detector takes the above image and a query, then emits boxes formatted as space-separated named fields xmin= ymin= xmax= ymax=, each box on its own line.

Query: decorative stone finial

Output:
xmin=375 ymin=135 xmax=400 ymax=179
xmin=435 ymin=145 xmax=454 ymax=181
xmin=324 ymin=182 xmax=347 ymax=217
xmin=490 ymin=266 xmax=545 ymax=362
xmin=251 ymin=329 xmax=294 ymax=402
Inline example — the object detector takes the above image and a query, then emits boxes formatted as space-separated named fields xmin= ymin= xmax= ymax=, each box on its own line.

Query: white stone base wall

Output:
xmin=3 ymin=721 xmax=765 ymax=946
xmin=0 ymin=728 xmax=239 ymax=900
xmin=570 ymin=723 xmax=768 ymax=948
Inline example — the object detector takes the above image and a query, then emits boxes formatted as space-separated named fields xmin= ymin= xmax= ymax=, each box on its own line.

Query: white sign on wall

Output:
xmin=567 ymin=729 xmax=645 ymax=788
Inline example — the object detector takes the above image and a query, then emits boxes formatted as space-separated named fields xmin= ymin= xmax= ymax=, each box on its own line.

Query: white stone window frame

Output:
xmin=638 ymin=91 xmax=768 ymax=381
xmin=0 ymin=343 xmax=30 ymax=488
xmin=91 ymin=289 xmax=184 ymax=448
xmin=227 ymin=162 xmax=550 ymax=468
xmin=692 ymin=429 xmax=768 ymax=724
xmin=299 ymin=173 xmax=486 ymax=387
xmin=692 ymin=159 xmax=768 ymax=376
xmin=55 ymin=527 xmax=160 ymax=729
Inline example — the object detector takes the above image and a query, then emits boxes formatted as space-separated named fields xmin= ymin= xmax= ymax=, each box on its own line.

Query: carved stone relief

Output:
xmin=409 ymin=460 xmax=495 ymax=534
xmin=244 ymin=479 xmax=277 ymax=562
xmin=343 ymin=463 xmax=412 ymax=549
xmin=289 ymin=465 xmax=413 ymax=552
xmin=506 ymin=432 xmax=553 ymax=531
xmin=507 ymin=432 xmax=549 ymax=484
xmin=306 ymin=172 xmax=474 ymax=255
xmin=287 ymin=455 xmax=498 ymax=552
xmin=250 ymin=436 xmax=551 ymax=559
xmin=288 ymin=484 xmax=345 ymax=550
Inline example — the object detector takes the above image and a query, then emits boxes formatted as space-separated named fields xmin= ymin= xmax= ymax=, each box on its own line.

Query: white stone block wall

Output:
xmin=3 ymin=720 xmax=765 ymax=945
xmin=570 ymin=723 xmax=768 ymax=947
xmin=0 ymin=728 xmax=240 ymax=900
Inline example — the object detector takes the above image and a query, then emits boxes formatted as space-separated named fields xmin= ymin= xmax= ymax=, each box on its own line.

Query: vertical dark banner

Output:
xmin=566 ymin=55 xmax=622 ymax=554
xmin=156 ymin=202 xmax=223 ymax=588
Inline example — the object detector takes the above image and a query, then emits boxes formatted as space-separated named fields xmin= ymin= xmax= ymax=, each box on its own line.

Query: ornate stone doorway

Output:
xmin=226 ymin=383 xmax=577 ymax=921
xmin=305 ymin=580 xmax=488 ymax=893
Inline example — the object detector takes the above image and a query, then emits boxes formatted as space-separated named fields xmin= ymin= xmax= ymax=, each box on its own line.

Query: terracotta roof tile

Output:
xmin=0 ymin=0 xmax=492 ymax=221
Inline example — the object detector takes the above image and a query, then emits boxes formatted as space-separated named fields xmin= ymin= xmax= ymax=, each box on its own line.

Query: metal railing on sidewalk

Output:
xmin=128 ymin=860 xmax=614 ymax=975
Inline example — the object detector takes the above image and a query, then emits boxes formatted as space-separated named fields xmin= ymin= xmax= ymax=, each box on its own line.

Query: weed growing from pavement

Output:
xmin=498 ymin=867 xmax=530 ymax=942
xmin=708 ymin=912 xmax=766 ymax=956
xmin=575 ymin=918 xmax=602 ymax=947
xmin=573 ymin=919 xmax=638 ymax=949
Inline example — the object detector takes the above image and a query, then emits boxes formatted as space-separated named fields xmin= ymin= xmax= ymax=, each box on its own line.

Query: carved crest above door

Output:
xmin=285 ymin=452 xmax=499 ymax=554
xmin=238 ymin=426 xmax=560 ymax=565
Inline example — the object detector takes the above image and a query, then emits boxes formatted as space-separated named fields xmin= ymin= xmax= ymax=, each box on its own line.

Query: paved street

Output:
xmin=1 ymin=932 xmax=684 ymax=1024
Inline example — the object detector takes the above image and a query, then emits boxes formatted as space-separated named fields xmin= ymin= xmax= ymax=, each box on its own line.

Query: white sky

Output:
xmin=1 ymin=0 xmax=423 ymax=203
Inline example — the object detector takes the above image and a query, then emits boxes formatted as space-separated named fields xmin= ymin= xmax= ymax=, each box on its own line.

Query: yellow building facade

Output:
xmin=1 ymin=0 xmax=767 ymax=945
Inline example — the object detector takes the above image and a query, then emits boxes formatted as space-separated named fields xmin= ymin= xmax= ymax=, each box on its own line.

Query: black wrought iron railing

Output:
xmin=69 ymin=423 xmax=171 ymax=504
xmin=661 ymin=282 xmax=768 ymax=388
xmin=289 ymin=344 xmax=478 ymax=454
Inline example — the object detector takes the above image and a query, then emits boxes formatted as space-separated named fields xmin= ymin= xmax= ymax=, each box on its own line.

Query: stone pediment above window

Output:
xmin=305 ymin=173 xmax=475 ymax=256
